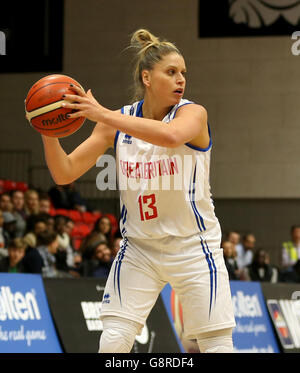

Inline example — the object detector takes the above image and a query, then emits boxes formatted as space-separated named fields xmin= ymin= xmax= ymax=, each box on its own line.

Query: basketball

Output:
xmin=25 ymin=74 xmax=86 ymax=138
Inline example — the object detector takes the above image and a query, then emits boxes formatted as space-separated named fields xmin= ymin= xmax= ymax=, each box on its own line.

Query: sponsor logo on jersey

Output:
xmin=122 ymin=134 xmax=132 ymax=145
xmin=102 ymin=293 xmax=110 ymax=304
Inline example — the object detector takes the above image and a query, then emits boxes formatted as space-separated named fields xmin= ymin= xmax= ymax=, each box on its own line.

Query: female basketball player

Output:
xmin=36 ymin=29 xmax=236 ymax=353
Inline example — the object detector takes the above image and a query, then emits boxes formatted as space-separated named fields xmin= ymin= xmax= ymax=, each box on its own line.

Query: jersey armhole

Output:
xmin=174 ymin=102 xmax=212 ymax=152
xmin=185 ymin=123 xmax=212 ymax=152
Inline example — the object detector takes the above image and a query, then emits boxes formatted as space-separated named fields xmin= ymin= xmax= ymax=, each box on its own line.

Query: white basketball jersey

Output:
xmin=115 ymin=99 xmax=222 ymax=246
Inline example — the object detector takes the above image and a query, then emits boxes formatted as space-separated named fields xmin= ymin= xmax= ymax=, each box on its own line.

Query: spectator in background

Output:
xmin=236 ymin=233 xmax=256 ymax=270
xmin=24 ymin=189 xmax=40 ymax=217
xmin=0 ymin=210 xmax=7 ymax=259
xmin=81 ymin=240 xmax=112 ymax=278
xmin=10 ymin=190 xmax=26 ymax=238
xmin=64 ymin=217 xmax=82 ymax=272
xmin=244 ymin=248 xmax=278 ymax=283
xmin=65 ymin=182 xmax=89 ymax=212
xmin=227 ymin=231 xmax=241 ymax=247
xmin=111 ymin=237 xmax=122 ymax=259
xmin=0 ymin=192 xmax=13 ymax=212
xmin=36 ymin=231 xmax=59 ymax=277
xmin=54 ymin=215 xmax=75 ymax=272
xmin=222 ymin=240 xmax=239 ymax=280
xmin=281 ymin=225 xmax=300 ymax=270
xmin=64 ymin=217 xmax=75 ymax=237
xmin=226 ymin=231 xmax=240 ymax=260
xmin=48 ymin=184 xmax=71 ymax=209
xmin=11 ymin=190 xmax=26 ymax=219
xmin=0 ymin=238 xmax=26 ymax=273
xmin=38 ymin=213 xmax=55 ymax=234
xmin=80 ymin=216 xmax=112 ymax=260
xmin=95 ymin=216 xmax=113 ymax=246
xmin=39 ymin=193 xmax=52 ymax=214
xmin=23 ymin=215 xmax=47 ymax=249
xmin=48 ymin=182 xmax=89 ymax=212
xmin=280 ymin=259 xmax=300 ymax=283
xmin=2 ymin=212 xmax=17 ymax=248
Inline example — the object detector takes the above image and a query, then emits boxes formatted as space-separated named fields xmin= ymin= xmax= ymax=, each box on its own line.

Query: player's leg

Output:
xmin=99 ymin=238 xmax=166 ymax=353
xmin=99 ymin=316 xmax=143 ymax=353
xmin=196 ymin=327 xmax=234 ymax=353
xmin=166 ymin=237 xmax=236 ymax=352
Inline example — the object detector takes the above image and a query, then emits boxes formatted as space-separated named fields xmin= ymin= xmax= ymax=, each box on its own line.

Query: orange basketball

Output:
xmin=25 ymin=74 xmax=86 ymax=138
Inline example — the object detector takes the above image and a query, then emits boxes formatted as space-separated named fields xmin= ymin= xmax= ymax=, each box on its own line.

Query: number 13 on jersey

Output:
xmin=138 ymin=194 xmax=158 ymax=221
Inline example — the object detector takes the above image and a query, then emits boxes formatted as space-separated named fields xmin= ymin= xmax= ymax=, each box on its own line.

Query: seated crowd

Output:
xmin=1 ymin=181 xmax=300 ymax=283
xmin=223 ymin=227 xmax=300 ymax=283
xmin=0 ymin=183 xmax=122 ymax=279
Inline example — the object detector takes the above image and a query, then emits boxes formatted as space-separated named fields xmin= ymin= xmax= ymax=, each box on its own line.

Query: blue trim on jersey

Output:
xmin=185 ymin=123 xmax=212 ymax=152
xmin=192 ymin=163 xmax=206 ymax=231
xmin=136 ymin=100 xmax=144 ymax=118
xmin=200 ymin=236 xmax=214 ymax=317
xmin=189 ymin=164 xmax=206 ymax=232
xmin=114 ymin=235 xmax=128 ymax=306
xmin=123 ymin=208 xmax=127 ymax=225
xmin=120 ymin=204 xmax=125 ymax=222
xmin=188 ymin=163 xmax=216 ymax=317
xmin=114 ymin=130 xmax=120 ymax=153
xmin=189 ymin=186 xmax=203 ymax=232
xmin=204 ymin=240 xmax=217 ymax=305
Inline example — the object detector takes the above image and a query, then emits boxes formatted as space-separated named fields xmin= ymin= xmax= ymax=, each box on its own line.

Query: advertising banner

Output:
xmin=44 ymin=278 xmax=180 ymax=353
xmin=161 ymin=281 xmax=280 ymax=353
xmin=0 ymin=273 xmax=62 ymax=353
xmin=261 ymin=283 xmax=300 ymax=353
xmin=230 ymin=281 xmax=279 ymax=353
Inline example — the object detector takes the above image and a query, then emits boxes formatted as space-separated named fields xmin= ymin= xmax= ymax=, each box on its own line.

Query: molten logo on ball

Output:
xmin=42 ymin=113 xmax=69 ymax=127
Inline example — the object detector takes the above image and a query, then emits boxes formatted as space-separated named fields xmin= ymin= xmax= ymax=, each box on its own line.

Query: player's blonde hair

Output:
xmin=130 ymin=29 xmax=182 ymax=102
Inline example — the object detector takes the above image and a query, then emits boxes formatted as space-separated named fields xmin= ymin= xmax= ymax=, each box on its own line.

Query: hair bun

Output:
xmin=130 ymin=29 xmax=159 ymax=49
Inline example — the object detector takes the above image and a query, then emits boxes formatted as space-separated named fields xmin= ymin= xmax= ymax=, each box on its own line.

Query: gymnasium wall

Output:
xmin=0 ymin=0 xmax=299 ymax=264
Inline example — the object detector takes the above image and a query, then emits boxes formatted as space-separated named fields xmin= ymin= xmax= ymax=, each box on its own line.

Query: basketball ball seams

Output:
xmin=25 ymin=74 xmax=85 ymax=138
xmin=26 ymin=100 xmax=68 ymax=121
xmin=26 ymin=98 xmax=63 ymax=114
xmin=26 ymin=81 xmax=82 ymax=109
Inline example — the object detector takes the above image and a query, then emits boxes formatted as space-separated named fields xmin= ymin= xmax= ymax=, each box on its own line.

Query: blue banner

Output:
xmin=0 ymin=273 xmax=62 ymax=353
xmin=230 ymin=281 xmax=280 ymax=353
xmin=161 ymin=281 xmax=280 ymax=353
xmin=160 ymin=284 xmax=186 ymax=353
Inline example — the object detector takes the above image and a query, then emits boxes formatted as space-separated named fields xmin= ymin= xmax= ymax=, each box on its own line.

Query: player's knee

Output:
xmin=98 ymin=316 xmax=142 ymax=353
xmin=99 ymin=328 xmax=134 ymax=353
xmin=196 ymin=327 xmax=234 ymax=353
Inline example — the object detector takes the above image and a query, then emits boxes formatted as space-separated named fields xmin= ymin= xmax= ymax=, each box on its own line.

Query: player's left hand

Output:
xmin=61 ymin=85 xmax=109 ymax=122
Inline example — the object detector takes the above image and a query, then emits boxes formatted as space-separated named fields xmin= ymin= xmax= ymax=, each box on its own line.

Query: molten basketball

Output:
xmin=25 ymin=74 xmax=86 ymax=138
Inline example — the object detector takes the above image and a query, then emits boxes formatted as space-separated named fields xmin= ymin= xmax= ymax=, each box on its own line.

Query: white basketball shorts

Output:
xmin=99 ymin=234 xmax=236 ymax=339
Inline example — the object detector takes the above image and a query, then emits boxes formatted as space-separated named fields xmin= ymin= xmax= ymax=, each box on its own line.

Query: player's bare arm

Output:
xmin=41 ymin=117 xmax=117 ymax=185
xmin=62 ymin=86 xmax=209 ymax=149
